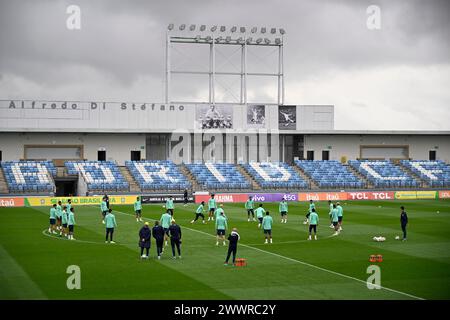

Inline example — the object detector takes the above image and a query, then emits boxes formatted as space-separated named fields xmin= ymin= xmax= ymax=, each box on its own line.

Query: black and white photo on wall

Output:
xmin=278 ymin=105 xmax=296 ymax=130
xmin=196 ymin=105 xmax=233 ymax=129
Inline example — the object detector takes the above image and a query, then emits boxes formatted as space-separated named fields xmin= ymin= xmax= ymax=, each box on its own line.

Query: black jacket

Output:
xmin=168 ymin=224 xmax=182 ymax=241
xmin=228 ymin=231 xmax=240 ymax=247
xmin=139 ymin=226 xmax=151 ymax=248
xmin=152 ymin=225 xmax=165 ymax=241
xmin=401 ymin=212 xmax=408 ymax=225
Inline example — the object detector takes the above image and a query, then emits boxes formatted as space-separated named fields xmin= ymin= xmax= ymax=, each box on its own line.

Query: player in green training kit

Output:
xmin=56 ymin=201 xmax=62 ymax=231
xmin=100 ymin=198 xmax=108 ymax=224
xmin=48 ymin=204 xmax=57 ymax=234
xmin=328 ymin=200 xmax=334 ymax=228
xmin=165 ymin=196 xmax=174 ymax=216
xmin=279 ymin=198 xmax=288 ymax=223
xmin=67 ymin=207 xmax=76 ymax=240
xmin=215 ymin=203 xmax=227 ymax=220
xmin=105 ymin=209 xmax=117 ymax=244
xmin=255 ymin=204 xmax=266 ymax=228
xmin=66 ymin=199 xmax=72 ymax=221
xmin=160 ymin=210 xmax=172 ymax=247
xmin=207 ymin=194 xmax=217 ymax=221
xmin=191 ymin=201 xmax=206 ymax=224
xmin=262 ymin=211 xmax=273 ymax=244
xmin=336 ymin=202 xmax=343 ymax=231
xmin=215 ymin=212 xmax=228 ymax=246
xmin=61 ymin=206 xmax=68 ymax=237
xmin=304 ymin=200 xmax=315 ymax=224
xmin=134 ymin=196 xmax=142 ymax=222
xmin=308 ymin=208 xmax=319 ymax=240
xmin=331 ymin=204 xmax=340 ymax=236
xmin=245 ymin=196 xmax=255 ymax=222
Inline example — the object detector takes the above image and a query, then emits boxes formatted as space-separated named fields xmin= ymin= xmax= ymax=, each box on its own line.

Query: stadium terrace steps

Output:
xmin=125 ymin=160 xmax=191 ymax=191
xmin=185 ymin=163 xmax=252 ymax=191
xmin=346 ymin=164 xmax=373 ymax=188
xmin=178 ymin=164 xmax=201 ymax=191
xmin=397 ymin=163 xmax=428 ymax=188
xmin=400 ymin=160 xmax=450 ymax=188
xmin=56 ymin=166 xmax=76 ymax=178
xmin=65 ymin=161 xmax=129 ymax=193
xmin=119 ymin=166 xmax=141 ymax=193
xmin=1 ymin=161 xmax=56 ymax=194
xmin=348 ymin=160 xmax=418 ymax=188
xmin=0 ymin=168 xmax=10 ymax=194
xmin=236 ymin=164 xmax=261 ymax=190
xmin=291 ymin=164 xmax=317 ymax=189
xmin=241 ymin=162 xmax=308 ymax=190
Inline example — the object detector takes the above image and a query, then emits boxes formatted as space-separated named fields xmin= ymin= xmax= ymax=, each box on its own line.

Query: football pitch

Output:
xmin=0 ymin=199 xmax=449 ymax=300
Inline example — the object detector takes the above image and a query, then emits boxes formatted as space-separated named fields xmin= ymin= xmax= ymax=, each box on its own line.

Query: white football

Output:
xmin=162 ymin=205 xmax=166 ymax=208
xmin=437 ymin=211 xmax=440 ymax=213
xmin=395 ymin=235 xmax=400 ymax=240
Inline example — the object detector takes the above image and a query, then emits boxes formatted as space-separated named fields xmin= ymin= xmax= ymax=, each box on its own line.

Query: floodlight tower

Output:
xmin=165 ymin=24 xmax=285 ymax=105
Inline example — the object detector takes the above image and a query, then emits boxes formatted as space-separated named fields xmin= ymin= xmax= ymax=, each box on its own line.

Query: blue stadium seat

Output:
xmin=65 ymin=161 xmax=129 ymax=192
xmin=348 ymin=160 xmax=417 ymax=188
xmin=242 ymin=162 xmax=308 ymax=189
xmin=295 ymin=160 xmax=365 ymax=189
xmin=125 ymin=160 xmax=191 ymax=191
xmin=401 ymin=160 xmax=450 ymax=187
xmin=186 ymin=162 xmax=251 ymax=190
xmin=1 ymin=161 xmax=56 ymax=193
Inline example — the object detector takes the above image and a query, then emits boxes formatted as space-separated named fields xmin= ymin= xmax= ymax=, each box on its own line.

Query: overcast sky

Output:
xmin=0 ymin=0 xmax=449 ymax=130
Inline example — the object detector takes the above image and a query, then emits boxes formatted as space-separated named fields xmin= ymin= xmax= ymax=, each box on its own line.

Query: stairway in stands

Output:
xmin=119 ymin=166 xmax=141 ymax=193
xmin=236 ymin=164 xmax=261 ymax=190
xmin=178 ymin=164 xmax=201 ymax=192
xmin=291 ymin=164 xmax=318 ymax=189
xmin=0 ymin=168 xmax=9 ymax=194
xmin=345 ymin=164 xmax=374 ymax=188
xmin=396 ymin=161 xmax=428 ymax=188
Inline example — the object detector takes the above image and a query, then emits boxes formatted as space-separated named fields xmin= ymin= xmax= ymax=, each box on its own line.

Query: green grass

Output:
xmin=0 ymin=199 xmax=449 ymax=300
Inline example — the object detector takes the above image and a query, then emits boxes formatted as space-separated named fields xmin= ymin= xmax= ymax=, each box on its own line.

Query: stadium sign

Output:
xmin=5 ymin=100 xmax=186 ymax=112
xmin=25 ymin=195 xmax=137 ymax=206
xmin=141 ymin=194 xmax=194 ymax=203
xmin=347 ymin=191 xmax=395 ymax=200
xmin=0 ymin=197 xmax=25 ymax=207
xmin=298 ymin=192 xmax=348 ymax=201
xmin=439 ymin=191 xmax=450 ymax=199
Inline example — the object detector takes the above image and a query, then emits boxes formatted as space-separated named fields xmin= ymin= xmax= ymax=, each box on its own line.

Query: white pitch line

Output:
xmin=111 ymin=209 xmax=424 ymax=300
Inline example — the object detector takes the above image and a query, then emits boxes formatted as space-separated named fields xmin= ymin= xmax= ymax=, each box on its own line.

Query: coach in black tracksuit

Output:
xmin=225 ymin=228 xmax=240 ymax=265
xmin=400 ymin=206 xmax=408 ymax=241
xmin=152 ymin=221 xmax=164 ymax=259
xmin=139 ymin=222 xmax=151 ymax=258
xmin=168 ymin=220 xmax=182 ymax=258
xmin=183 ymin=189 xmax=189 ymax=205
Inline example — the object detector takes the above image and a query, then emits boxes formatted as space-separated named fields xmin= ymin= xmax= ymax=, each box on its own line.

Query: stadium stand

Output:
xmin=125 ymin=160 xmax=191 ymax=191
xmin=185 ymin=162 xmax=251 ymax=190
xmin=401 ymin=160 xmax=450 ymax=187
xmin=65 ymin=161 xmax=129 ymax=192
xmin=348 ymin=160 xmax=418 ymax=188
xmin=295 ymin=160 xmax=365 ymax=189
xmin=1 ymin=161 xmax=56 ymax=193
xmin=242 ymin=162 xmax=308 ymax=189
